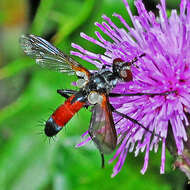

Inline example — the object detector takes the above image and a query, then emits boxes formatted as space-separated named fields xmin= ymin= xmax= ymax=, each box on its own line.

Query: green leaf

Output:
xmin=30 ymin=0 xmax=55 ymax=35
xmin=0 ymin=58 xmax=32 ymax=80
xmin=0 ymin=0 xmax=186 ymax=189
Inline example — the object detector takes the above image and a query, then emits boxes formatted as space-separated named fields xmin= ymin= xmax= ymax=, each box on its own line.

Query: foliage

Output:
xmin=0 ymin=0 xmax=186 ymax=189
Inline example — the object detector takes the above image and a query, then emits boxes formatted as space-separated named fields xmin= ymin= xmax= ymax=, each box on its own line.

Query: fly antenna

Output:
xmin=131 ymin=53 xmax=146 ymax=67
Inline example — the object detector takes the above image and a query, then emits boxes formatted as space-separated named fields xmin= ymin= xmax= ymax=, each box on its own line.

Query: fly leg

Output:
xmin=101 ymin=153 xmax=105 ymax=168
xmin=109 ymin=90 xmax=175 ymax=138
xmin=57 ymin=89 xmax=89 ymax=109
xmin=109 ymin=91 xmax=176 ymax=97
xmin=109 ymin=104 xmax=162 ymax=139
xmin=57 ymin=89 xmax=77 ymax=98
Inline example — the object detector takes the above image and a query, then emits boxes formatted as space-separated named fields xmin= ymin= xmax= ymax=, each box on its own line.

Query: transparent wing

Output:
xmin=19 ymin=34 xmax=90 ymax=77
xmin=88 ymin=94 xmax=117 ymax=154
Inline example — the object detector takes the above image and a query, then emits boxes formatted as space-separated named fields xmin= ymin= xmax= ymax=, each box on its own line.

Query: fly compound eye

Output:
xmin=120 ymin=67 xmax=133 ymax=82
xmin=76 ymin=79 xmax=87 ymax=88
xmin=88 ymin=91 xmax=103 ymax=104
xmin=113 ymin=58 xmax=124 ymax=64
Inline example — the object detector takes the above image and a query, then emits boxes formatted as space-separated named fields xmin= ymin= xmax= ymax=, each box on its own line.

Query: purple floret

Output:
xmin=71 ymin=0 xmax=190 ymax=177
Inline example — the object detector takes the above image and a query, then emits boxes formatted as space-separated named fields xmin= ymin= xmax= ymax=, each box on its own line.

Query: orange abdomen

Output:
xmin=52 ymin=95 xmax=84 ymax=127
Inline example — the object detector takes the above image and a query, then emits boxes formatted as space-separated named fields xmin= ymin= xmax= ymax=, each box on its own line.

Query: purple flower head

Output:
xmin=71 ymin=0 xmax=190 ymax=177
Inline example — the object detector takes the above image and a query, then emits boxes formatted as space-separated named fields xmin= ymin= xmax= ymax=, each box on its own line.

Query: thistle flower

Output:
xmin=71 ymin=0 xmax=190 ymax=177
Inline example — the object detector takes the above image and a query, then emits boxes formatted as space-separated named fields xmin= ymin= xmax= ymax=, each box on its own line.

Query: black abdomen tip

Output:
xmin=45 ymin=117 xmax=62 ymax=137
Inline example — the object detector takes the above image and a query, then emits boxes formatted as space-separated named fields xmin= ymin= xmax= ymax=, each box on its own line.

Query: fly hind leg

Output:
xmin=57 ymin=89 xmax=89 ymax=109
xmin=109 ymin=104 xmax=162 ymax=139
xmin=57 ymin=89 xmax=77 ymax=98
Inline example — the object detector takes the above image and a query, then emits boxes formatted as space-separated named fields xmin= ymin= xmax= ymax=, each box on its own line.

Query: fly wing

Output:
xmin=19 ymin=34 xmax=90 ymax=78
xmin=88 ymin=94 xmax=117 ymax=154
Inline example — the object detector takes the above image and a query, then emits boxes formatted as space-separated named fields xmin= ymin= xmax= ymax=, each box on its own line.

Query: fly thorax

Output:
xmin=89 ymin=71 xmax=118 ymax=93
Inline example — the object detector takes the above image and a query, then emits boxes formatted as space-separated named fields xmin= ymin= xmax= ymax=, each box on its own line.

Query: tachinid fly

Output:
xmin=19 ymin=34 xmax=172 ymax=167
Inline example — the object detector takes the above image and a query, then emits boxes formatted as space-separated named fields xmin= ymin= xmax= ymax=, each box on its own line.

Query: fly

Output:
xmin=19 ymin=34 xmax=173 ymax=167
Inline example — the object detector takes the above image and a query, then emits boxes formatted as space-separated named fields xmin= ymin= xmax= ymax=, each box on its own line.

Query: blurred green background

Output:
xmin=0 ymin=0 xmax=187 ymax=190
